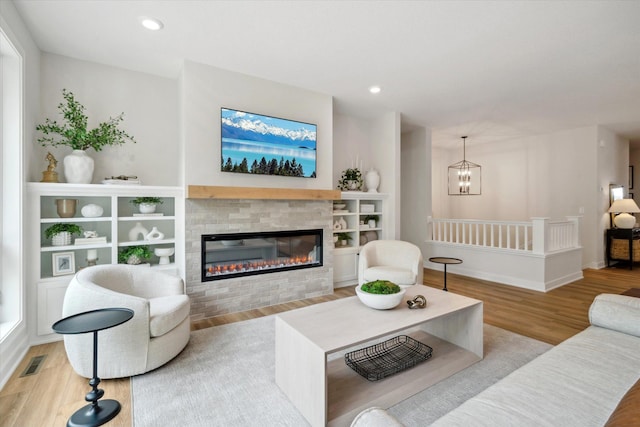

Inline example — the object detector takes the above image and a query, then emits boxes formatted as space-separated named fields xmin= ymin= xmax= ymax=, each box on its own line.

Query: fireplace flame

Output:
xmin=206 ymin=255 xmax=315 ymax=277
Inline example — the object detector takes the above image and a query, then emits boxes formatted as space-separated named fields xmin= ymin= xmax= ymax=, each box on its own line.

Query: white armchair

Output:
xmin=358 ymin=240 xmax=424 ymax=288
xmin=62 ymin=264 xmax=191 ymax=379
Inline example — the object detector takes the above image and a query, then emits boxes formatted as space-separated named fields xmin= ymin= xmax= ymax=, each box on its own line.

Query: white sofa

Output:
xmin=62 ymin=264 xmax=191 ymax=379
xmin=352 ymin=293 xmax=640 ymax=427
xmin=359 ymin=240 xmax=424 ymax=288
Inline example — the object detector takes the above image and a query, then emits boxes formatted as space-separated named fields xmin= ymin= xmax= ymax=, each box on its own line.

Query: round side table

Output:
xmin=52 ymin=308 xmax=134 ymax=427
xmin=428 ymin=257 xmax=463 ymax=292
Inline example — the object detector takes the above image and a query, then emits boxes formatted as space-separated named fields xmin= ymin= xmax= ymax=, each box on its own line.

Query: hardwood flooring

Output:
xmin=1 ymin=265 xmax=638 ymax=426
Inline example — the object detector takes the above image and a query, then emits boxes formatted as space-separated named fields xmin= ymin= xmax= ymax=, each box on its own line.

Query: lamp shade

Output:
xmin=608 ymin=199 xmax=640 ymax=213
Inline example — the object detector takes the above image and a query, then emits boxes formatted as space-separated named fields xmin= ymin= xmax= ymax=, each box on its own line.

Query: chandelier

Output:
xmin=448 ymin=136 xmax=481 ymax=195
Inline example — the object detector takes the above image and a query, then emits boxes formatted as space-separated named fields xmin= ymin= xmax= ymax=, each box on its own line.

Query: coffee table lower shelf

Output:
xmin=327 ymin=330 xmax=481 ymax=426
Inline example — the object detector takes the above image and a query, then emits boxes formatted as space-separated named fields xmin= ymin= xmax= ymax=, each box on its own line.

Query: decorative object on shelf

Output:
xmin=355 ymin=280 xmax=406 ymax=310
xmin=338 ymin=168 xmax=363 ymax=191
xmin=81 ymin=203 xmax=104 ymax=218
xmin=45 ymin=223 xmax=82 ymax=246
xmin=360 ymin=203 xmax=375 ymax=213
xmin=130 ymin=197 xmax=163 ymax=214
xmin=333 ymin=220 xmax=342 ymax=230
xmin=407 ymin=295 xmax=427 ymax=309
xmin=41 ymin=152 xmax=59 ymax=183
xmin=128 ymin=222 xmax=149 ymax=241
xmin=448 ymin=136 xmax=481 ymax=196
xmin=364 ymin=215 xmax=379 ymax=229
xmin=336 ymin=232 xmax=352 ymax=246
xmin=86 ymin=249 xmax=98 ymax=266
xmin=145 ymin=227 xmax=165 ymax=241
xmin=364 ymin=230 xmax=378 ymax=243
xmin=608 ymin=198 xmax=640 ymax=229
xmin=364 ymin=168 xmax=380 ymax=193
xmin=338 ymin=217 xmax=347 ymax=230
xmin=360 ymin=235 xmax=368 ymax=245
xmin=154 ymin=247 xmax=175 ymax=265
xmin=56 ymin=198 xmax=78 ymax=218
xmin=333 ymin=203 xmax=346 ymax=210
xmin=52 ymin=251 xmax=76 ymax=276
xmin=75 ymin=231 xmax=107 ymax=245
xmin=102 ymin=175 xmax=141 ymax=185
xmin=118 ymin=245 xmax=152 ymax=265
xmin=35 ymin=89 xmax=137 ymax=184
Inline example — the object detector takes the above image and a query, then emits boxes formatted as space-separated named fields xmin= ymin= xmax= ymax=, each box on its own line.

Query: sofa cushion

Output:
xmin=363 ymin=266 xmax=415 ymax=286
xmin=604 ymin=378 xmax=640 ymax=427
xmin=149 ymin=294 xmax=190 ymax=337
xmin=589 ymin=294 xmax=640 ymax=337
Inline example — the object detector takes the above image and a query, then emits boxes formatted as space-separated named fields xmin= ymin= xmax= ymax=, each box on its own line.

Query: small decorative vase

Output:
xmin=368 ymin=219 xmax=376 ymax=228
xmin=52 ymin=231 xmax=72 ymax=246
xmin=145 ymin=226 xmax=165 ymax=241
xmin=138 ymin=203 xmax=157 ymax=214
xmin=338 ymin=217 xmax=347 ymax=230
xmin=63 ymin=150 xmax=94 ymax=184
xmin=128 ymin=222 xmax=149 ymax=241
xmin=81 ymin=203 xmax=103 ymax=218
xmin=56 ymin=199 xmax=77 ymax=218
xmin=154 ymin=247 xmax=175 ymax=265
xmin=365 ymin=168 xmax=380 ymax=193
xmin=346 ymin=180 xmax=360 ymax=191
xmin=127 ymin=255 xmax=142 ymax=265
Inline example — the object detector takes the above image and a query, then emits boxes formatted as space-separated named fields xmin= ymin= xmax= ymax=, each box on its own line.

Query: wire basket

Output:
xmin=344 ymin=335 xmax=433 ymax=381
xmin=611 ymin=239 xmax=640 ymax=261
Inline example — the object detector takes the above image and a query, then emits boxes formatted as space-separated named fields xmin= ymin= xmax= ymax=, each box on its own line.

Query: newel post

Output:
xmin=565 ymin=216 xmax=582 ymax=247
xmin=531 ymin=217 xmax=549 ymax=254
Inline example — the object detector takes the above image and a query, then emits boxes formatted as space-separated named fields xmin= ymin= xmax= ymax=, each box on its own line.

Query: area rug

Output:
xmin=131 ymin=316 xmax=552 ymax=426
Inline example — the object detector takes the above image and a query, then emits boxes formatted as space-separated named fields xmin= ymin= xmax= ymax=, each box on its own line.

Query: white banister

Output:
xmin=428 ymin=216 xmax=581 ymax=255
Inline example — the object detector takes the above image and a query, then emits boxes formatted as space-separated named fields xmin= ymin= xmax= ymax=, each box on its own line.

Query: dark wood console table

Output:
xmin=606 ymin=227 xmax=640 ymax=270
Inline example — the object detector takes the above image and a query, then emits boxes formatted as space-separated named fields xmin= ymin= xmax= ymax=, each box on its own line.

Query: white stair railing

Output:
xmin=428 ymin=216 xmax=581 ymax=254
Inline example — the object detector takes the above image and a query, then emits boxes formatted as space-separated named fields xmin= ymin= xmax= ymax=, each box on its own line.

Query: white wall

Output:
xmin=182 ymin=60 xmax=333 ymax=189
xmin=34 ymin=53 xmax=179 ymax=186
xmin=431 ymin=126 xmax=622 ymax=269
xmin=401 ymin=126 xmax=432 ymax=254
xmin=0 ymin=0 xmax=40 ymax=389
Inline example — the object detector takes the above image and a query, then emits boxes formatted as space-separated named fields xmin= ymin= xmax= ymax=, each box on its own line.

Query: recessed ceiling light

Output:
xmin=140 ymin=16 xmax=164 ymax=31
xmin=369 ymin=86 xmax=381 ymax=94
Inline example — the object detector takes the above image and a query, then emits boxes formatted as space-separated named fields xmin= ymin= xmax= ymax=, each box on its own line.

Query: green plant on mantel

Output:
xmin=44 ymin=223 xmax=82 ymax=239
xmin=36 ymin=89 xmax=136 ymax=151
xmin=337 ymin=168 xmax=363 ymax=191
xmin=130 ymin=197 xmax=163 ymax=206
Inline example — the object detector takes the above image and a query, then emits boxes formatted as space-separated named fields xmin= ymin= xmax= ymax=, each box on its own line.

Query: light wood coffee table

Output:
xmin=275 ymin=285 xmax=483 ymax=426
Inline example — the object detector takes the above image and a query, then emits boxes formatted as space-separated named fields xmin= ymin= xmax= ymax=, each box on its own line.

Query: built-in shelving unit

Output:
xmin=332 ymin=192 xmax=388 ymax=287
xmin=27 ymin=183 xmax=184 ymax=340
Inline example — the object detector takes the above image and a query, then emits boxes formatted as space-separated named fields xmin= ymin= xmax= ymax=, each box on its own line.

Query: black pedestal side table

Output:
xmin=52 ymin=308 xmax=134 ymax=427
xmin=428 ymin=257 xmax=463 ymax=292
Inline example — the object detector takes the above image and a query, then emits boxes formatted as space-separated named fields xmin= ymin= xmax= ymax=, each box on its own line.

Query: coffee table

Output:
xmin=275 ymin=285 xmax=483 ymax=426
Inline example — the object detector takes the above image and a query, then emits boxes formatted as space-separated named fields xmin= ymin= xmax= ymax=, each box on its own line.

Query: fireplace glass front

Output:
xmin=201 ymin=229 xmax=323 ymax=281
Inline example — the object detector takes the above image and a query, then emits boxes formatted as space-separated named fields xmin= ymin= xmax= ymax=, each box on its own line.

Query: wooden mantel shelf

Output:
xmin=187 ymin=185 xmax=340 ymax=201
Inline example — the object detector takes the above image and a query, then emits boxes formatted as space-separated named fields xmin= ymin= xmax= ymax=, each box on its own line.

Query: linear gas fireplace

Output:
xmin=201 ymin=229 xmax=323 ymax=281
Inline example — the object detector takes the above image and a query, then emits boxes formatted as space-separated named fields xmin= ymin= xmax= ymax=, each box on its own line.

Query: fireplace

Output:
xmin=201 ymin=229 xmax=323 ymax=281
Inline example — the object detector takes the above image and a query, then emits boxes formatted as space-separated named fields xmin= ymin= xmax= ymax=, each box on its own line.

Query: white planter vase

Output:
xmin=52 ymin=231 xmax=72 ymax=246
xmin=365 ymin=168 xmax=380 ymax=193
xmin=63 ymin=150 xmax=94 ymax=184
xmin=128 ymin=222 xmax=149 ymax=241
xmin=138 ymin=203 xmax=157 ymax=214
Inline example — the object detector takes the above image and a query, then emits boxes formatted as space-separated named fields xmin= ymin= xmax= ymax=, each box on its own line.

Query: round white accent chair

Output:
xmin=358 ymin=240 xmax=424 ymax=288
xmin=61 ymin=264 xmax=191 ymax=379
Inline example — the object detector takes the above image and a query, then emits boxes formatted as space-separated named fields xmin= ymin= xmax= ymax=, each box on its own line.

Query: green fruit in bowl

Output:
xmin=361 ymin=280 xmax=401 ymax=295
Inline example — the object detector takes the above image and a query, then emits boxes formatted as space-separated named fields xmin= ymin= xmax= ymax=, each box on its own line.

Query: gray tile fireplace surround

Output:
xmin=185 ymin=198 xmax=334 ymax=320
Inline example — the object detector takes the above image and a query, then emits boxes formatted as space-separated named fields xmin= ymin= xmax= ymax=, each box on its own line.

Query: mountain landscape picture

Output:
xmin=221 ymin=108 xmax=317 ymax=178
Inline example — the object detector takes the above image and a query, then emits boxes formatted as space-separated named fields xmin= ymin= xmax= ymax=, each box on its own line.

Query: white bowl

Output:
xmin=154 ymin=247 xmax=175 ymax=257
xmin=333 ymin=203 xmax=346 ymax=210
xmin=356 ymin=285 xmax=406 ymax=310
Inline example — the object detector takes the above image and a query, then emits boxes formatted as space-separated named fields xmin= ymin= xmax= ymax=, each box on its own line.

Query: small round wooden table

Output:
xmin=428 ymin=257 xmax=463 ymax=292
xmin=52 ymin=308 xmax=134 ymax=427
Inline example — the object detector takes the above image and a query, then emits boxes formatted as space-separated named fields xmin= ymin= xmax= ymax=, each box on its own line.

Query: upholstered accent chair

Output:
xmin=358 ymin=240 xmax=424 ymax=288
xmin=61 ymin=264 xmax=190 ymax=378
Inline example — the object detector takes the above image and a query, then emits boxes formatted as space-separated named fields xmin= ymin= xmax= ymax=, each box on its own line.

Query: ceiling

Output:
xmin=11 ymin=0 xmax=640 ymax=147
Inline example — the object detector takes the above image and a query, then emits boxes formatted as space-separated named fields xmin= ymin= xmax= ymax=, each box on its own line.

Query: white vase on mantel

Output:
xmin=63 ymin=150 xmax=94 ymax=184
xmin=365 ymin=168 xmax=380 ymax=193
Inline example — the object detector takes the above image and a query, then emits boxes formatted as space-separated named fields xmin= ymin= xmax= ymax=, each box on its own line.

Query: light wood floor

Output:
xmin=1 ymin=266 xmax=638 ymax=427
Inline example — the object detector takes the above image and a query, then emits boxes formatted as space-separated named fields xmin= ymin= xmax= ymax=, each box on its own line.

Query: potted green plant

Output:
xmin=336 ymin=232 xmax=353 ymax=246
xmin=130 ymin=197 xmax=163 ymax=214
xmin=337 ymin=168 xmax=363 ymax=191
xmin=118 ymin=245 xmax=153 ymax=265
xmin=45 ymin=223 xmax=83 ymax=246
xmin=35 ymin=89 xmax=136 ymax=184
xmin=363 ymin=214 xmax=379 ymax=228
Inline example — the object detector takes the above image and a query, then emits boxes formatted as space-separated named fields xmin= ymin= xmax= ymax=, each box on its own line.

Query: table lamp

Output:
xmin=608 ymin=198 xmax=640 ymax=228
